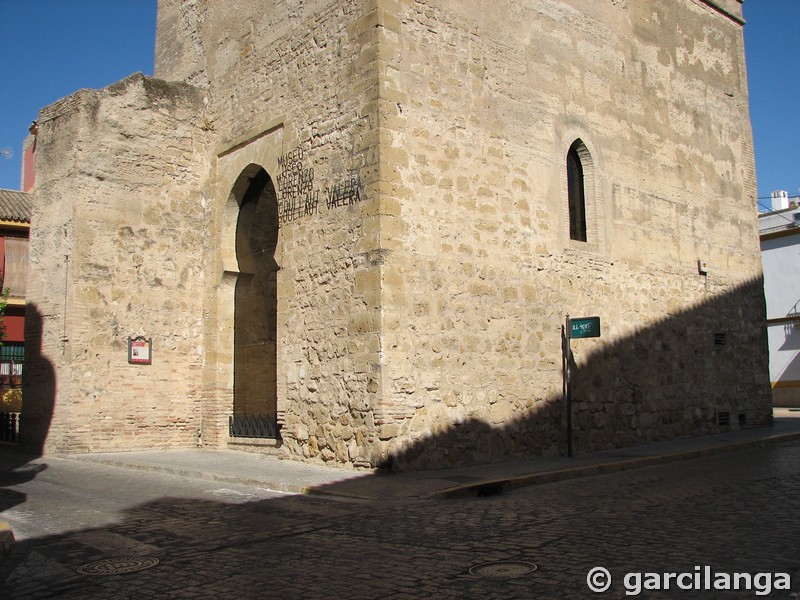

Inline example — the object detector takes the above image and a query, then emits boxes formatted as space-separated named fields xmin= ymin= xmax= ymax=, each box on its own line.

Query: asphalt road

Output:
xmin=2 ymin=441 xmax=800 ymax=599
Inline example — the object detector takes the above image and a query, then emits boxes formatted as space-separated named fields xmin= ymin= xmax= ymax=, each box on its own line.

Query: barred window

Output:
xmin=0 ymin=343 xmax=24 ymax=378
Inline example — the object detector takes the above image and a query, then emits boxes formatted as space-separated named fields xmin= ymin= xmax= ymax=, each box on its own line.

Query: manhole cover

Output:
xmin=77 ymin=557 xmax=159 ymax=575
xmin=469 ymin=560 xmax=538 ymax=578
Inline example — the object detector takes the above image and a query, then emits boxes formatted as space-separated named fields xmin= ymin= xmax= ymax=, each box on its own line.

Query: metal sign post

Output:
xmin=562 ymin=314 xmax=601 ymax=457
xmin=562 ymin=316 xmax=573 ymax=457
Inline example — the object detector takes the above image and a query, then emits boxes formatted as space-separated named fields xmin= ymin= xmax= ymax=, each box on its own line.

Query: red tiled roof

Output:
xmin=0 ymin=189 xmax=32 ymax=223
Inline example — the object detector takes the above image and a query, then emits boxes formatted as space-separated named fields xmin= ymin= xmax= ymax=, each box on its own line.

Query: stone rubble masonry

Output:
xmin=23 ymin=74 xmax=211 ymax=454
xmin=23 ymin=0 xmax=771 ymax=470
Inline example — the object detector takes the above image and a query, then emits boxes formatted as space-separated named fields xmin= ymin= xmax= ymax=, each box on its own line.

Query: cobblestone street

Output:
xmin=2 ymin=441 xmax=800 ymax=599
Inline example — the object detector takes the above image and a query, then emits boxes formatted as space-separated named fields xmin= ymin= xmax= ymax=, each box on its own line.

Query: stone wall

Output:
xmin=155 ymin=0 xmax=767 ymax=469
xmin=23 ymin=74 xmax=210 ymax=454
xmin=154 ymin=0 xmax=391 ymax=465
xmin=24 ymin=0 xmax=769 ymax=468
xmin=369 ymin=0 xmax=769 ymax=468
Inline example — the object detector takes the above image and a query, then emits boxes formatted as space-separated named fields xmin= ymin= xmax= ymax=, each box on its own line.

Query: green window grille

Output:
xmin=0 ymin=344 xmax=24 ymax=363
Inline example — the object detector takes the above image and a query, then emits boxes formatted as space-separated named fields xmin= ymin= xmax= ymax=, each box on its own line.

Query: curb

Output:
xmin=0 ymin=521 xmax=15 ymax=563
xmin=436 ymin=430 xmax=800 ymax=498
xmin=61 ymin=426 xmax=800 ymax=503
xmin=71 ymin=458 xmax=311 ymax=495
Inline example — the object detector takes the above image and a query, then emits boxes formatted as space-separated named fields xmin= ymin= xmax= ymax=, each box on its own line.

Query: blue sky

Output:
xmin=744 ymin=0 xmax=800 ymax=207
xmin=0 ymin=0 xmax=157 ymax=189
xmin=0 ymin=1 xmax=797 ymax=206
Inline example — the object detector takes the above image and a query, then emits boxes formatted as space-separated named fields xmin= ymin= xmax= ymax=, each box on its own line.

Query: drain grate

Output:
xmin=77 ymin=557 xmax=159 ymax=575
xmin=469 ymin=560 xmax=538 ymax=578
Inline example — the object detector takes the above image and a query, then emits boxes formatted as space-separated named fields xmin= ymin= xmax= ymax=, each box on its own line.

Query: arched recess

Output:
xmin=560 ymin=133 xmax=603 ymax=252
xmin=227 ymin=164 xmax=280 ymax=438
xmin=567 ymin=140 xmax=588 ymax=242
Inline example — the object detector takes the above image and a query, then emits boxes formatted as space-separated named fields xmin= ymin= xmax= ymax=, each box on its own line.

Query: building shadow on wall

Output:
xmin=19 ymin=303 xmax=56 ymax=456
xmin=376 ymin=276 xmax=771 ymax=472
xmin=778 ymin=321 xmax=800 ymax=351
xmin=0 ymin=303 xmax=55 ymax=513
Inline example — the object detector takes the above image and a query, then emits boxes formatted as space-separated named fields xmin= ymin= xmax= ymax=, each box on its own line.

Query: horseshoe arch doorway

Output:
xmin=229 ymin=165 xmax=280 ymax=439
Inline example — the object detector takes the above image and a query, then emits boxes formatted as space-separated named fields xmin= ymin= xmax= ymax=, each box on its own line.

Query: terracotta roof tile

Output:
xmin=0 ymin=189 xmax=32 ymax=223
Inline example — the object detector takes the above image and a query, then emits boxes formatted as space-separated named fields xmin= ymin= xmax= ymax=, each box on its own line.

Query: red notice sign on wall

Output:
xmin=128 ymin=337 xmax=152 ymax=365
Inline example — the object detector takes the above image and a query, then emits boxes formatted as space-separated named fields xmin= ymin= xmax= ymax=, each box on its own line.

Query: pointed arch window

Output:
xmin=567 ymin=140 xmax=588 ymax=242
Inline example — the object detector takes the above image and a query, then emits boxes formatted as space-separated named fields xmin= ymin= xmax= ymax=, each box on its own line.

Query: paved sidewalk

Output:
xmin=62 ymin=408 xmax=800 ymax=501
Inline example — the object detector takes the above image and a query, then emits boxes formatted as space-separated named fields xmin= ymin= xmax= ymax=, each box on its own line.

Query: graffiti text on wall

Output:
xmin=276 ymin=147 xmax=363 ymax=225
xmin=277 ymin=147 xmax=317 ymax=224
xmin=326 ymin=177 xmax=361 ymax=209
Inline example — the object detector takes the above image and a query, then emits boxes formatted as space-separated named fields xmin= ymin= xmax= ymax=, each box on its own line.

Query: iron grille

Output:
xmin=229 ymin=414 xmax=280 ymax=439
xmin=717 ymin=411 xmax=731 ymax=427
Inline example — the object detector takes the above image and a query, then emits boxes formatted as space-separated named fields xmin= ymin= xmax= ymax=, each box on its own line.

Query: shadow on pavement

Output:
xmin=2 ymin=439 xmax=800 ymax=598
xmin=0 ymin=449 xmax=45 ymax=513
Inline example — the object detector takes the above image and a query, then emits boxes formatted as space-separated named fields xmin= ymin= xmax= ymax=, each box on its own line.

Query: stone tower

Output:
xmin=23 ymin=0 xmax=771 ymax=470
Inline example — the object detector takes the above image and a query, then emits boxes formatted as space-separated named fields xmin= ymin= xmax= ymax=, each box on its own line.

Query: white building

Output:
xmin=759 ymin=190 xmax=800 ymax=407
